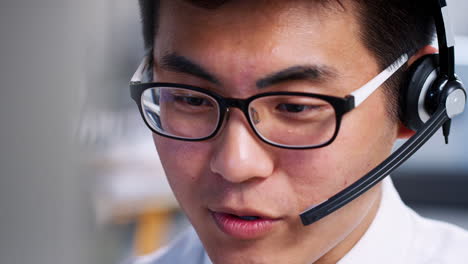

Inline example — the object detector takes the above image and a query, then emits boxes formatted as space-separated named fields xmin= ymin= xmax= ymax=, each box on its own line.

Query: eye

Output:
xmin=173 ymin=95 xmax=214 ymax=107
xmin=174 ymin=96 xmax=211 ymax=106
xmin=276 ymin=103 xmax=320 ymax=113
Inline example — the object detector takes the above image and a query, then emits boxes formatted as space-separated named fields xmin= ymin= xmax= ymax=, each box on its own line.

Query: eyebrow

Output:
xmin=160 ymin=53 xmax=220 ymax=84
xmin=160 ymin=52 xmax=338 ymax=89
xmin=256 ymin=65 xmax=338 ymax=89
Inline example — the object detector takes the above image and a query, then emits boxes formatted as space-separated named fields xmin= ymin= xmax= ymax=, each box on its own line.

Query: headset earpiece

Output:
xmin=402 ymin=54 xmax=440 ymax=131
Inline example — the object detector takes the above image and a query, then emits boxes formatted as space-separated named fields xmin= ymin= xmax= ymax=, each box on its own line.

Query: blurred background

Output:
xmin=0 ymin=0 xmax=467 ymax=263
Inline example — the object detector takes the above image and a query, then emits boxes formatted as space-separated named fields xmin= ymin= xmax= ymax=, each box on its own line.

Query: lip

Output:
xmin=210 ymin=209 xmax=282 ymax=240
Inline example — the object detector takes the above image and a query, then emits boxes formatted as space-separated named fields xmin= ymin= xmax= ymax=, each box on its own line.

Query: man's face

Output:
xmin=153 ymin=0 xmax=400 ymax=263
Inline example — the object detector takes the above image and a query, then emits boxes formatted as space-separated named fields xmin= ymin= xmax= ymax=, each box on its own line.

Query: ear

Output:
xmin=397 ymin=122 xmax=416 ymax=139
xmin=407 ymin=45 xmax=438 ymax=66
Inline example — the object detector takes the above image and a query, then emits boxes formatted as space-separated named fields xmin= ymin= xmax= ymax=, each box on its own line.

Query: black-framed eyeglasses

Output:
xmin=130 ymin=54 xmax=408 ymax=149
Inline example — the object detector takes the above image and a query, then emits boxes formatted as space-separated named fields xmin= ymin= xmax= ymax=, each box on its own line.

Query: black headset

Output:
xmin=300 ymin=0 xmax=467 ymax=226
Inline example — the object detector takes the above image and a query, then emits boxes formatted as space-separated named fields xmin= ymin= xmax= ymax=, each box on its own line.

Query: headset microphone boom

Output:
xmin=300 ymin=0 xmax=467 ymax=226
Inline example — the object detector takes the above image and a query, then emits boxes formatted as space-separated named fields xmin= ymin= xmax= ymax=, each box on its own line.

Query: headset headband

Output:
xmin=434 ymin=0 xmax=455 ymax=79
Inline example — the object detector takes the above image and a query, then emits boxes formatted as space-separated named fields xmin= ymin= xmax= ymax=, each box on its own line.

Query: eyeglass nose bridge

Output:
xmin=223 ymin=98 xmax=249 ymax=110
xmin=219 ymin=97 xmax=254 ymax=127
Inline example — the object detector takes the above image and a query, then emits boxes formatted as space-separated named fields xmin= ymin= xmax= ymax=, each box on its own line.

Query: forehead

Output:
xmin=157 ymin=0 xmax=354 ymax=47
xmin=155 ymin=0 xmax=377 ymax=95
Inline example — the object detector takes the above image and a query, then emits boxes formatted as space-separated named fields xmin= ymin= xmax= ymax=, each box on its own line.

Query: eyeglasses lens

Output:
xmin=249 ymin=95 xmax=336 ymax=147
xmin=142 ymin=87 xmax=220 ymax=139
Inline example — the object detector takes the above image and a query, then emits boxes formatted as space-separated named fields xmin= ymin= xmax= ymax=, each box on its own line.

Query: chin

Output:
xmin=205 ymin=246 xmax=276 ymax=264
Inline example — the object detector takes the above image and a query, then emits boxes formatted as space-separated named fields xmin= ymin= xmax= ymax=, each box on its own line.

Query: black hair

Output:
xmin=137 ymin=0 xmax=435 ymax=121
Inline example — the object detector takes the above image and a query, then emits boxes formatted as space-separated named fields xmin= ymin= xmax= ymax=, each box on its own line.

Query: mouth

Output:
xmin=209 ymin=209 xmax=282 ymax=240
xmin=237 ymin=215 xmax=261 ymax=221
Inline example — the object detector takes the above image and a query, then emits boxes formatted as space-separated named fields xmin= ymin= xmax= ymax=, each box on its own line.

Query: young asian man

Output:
xmin=129 ymin=0 xmax=468 ymax=263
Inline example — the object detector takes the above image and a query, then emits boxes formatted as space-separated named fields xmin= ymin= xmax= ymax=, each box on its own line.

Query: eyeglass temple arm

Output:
xmin=350 ymin=54 xmax=409 ymax=107
xmin=130 ymin=56 xmax=150 ymax=85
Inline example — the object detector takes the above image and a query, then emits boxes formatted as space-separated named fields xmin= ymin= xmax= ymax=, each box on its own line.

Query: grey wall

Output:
xmin=0 ymin=1 xmax=123 ymax=264
xmin=449 ymin=0 xmax=468 ymax=35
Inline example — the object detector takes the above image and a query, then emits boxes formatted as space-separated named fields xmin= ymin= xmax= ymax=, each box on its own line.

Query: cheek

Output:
xmin=153 ymin=134 xmax=211 ymax=199
xmin=338 ymin=103 xmax=397 ymax=171
xmin=276 ymin=149 xmax=348 ymax=207
xmin=276 ymin=113 xmax=396 ymax=208
xmin=336 ymin=91 xmax=397 ymax=158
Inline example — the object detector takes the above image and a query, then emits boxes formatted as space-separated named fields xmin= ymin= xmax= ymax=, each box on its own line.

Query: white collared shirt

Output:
xmin=132 ymin=178 xmax=468 ymax=264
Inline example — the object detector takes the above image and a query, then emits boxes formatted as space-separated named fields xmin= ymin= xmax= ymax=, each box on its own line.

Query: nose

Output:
xmin=210 ymin=109 xmax=274 ymax=183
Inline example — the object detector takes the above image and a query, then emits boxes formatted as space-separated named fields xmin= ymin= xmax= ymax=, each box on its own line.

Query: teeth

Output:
xmin=238 ymin=216 xmax=260 ymax=221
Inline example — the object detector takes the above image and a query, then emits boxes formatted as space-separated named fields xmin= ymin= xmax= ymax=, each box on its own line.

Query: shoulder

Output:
xmin=408 ymin=211 xmax=468 ymax=264
xmin=128 ymin=227 xmax=209 ymax=264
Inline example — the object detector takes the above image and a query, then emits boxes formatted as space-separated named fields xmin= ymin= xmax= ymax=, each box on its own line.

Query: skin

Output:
xmin=151 ymin=0 xmax=432 ymax=263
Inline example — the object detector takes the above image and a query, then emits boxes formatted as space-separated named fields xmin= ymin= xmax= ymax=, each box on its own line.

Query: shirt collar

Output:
xmin=337 ymin=177 xmax=415 ymax=264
